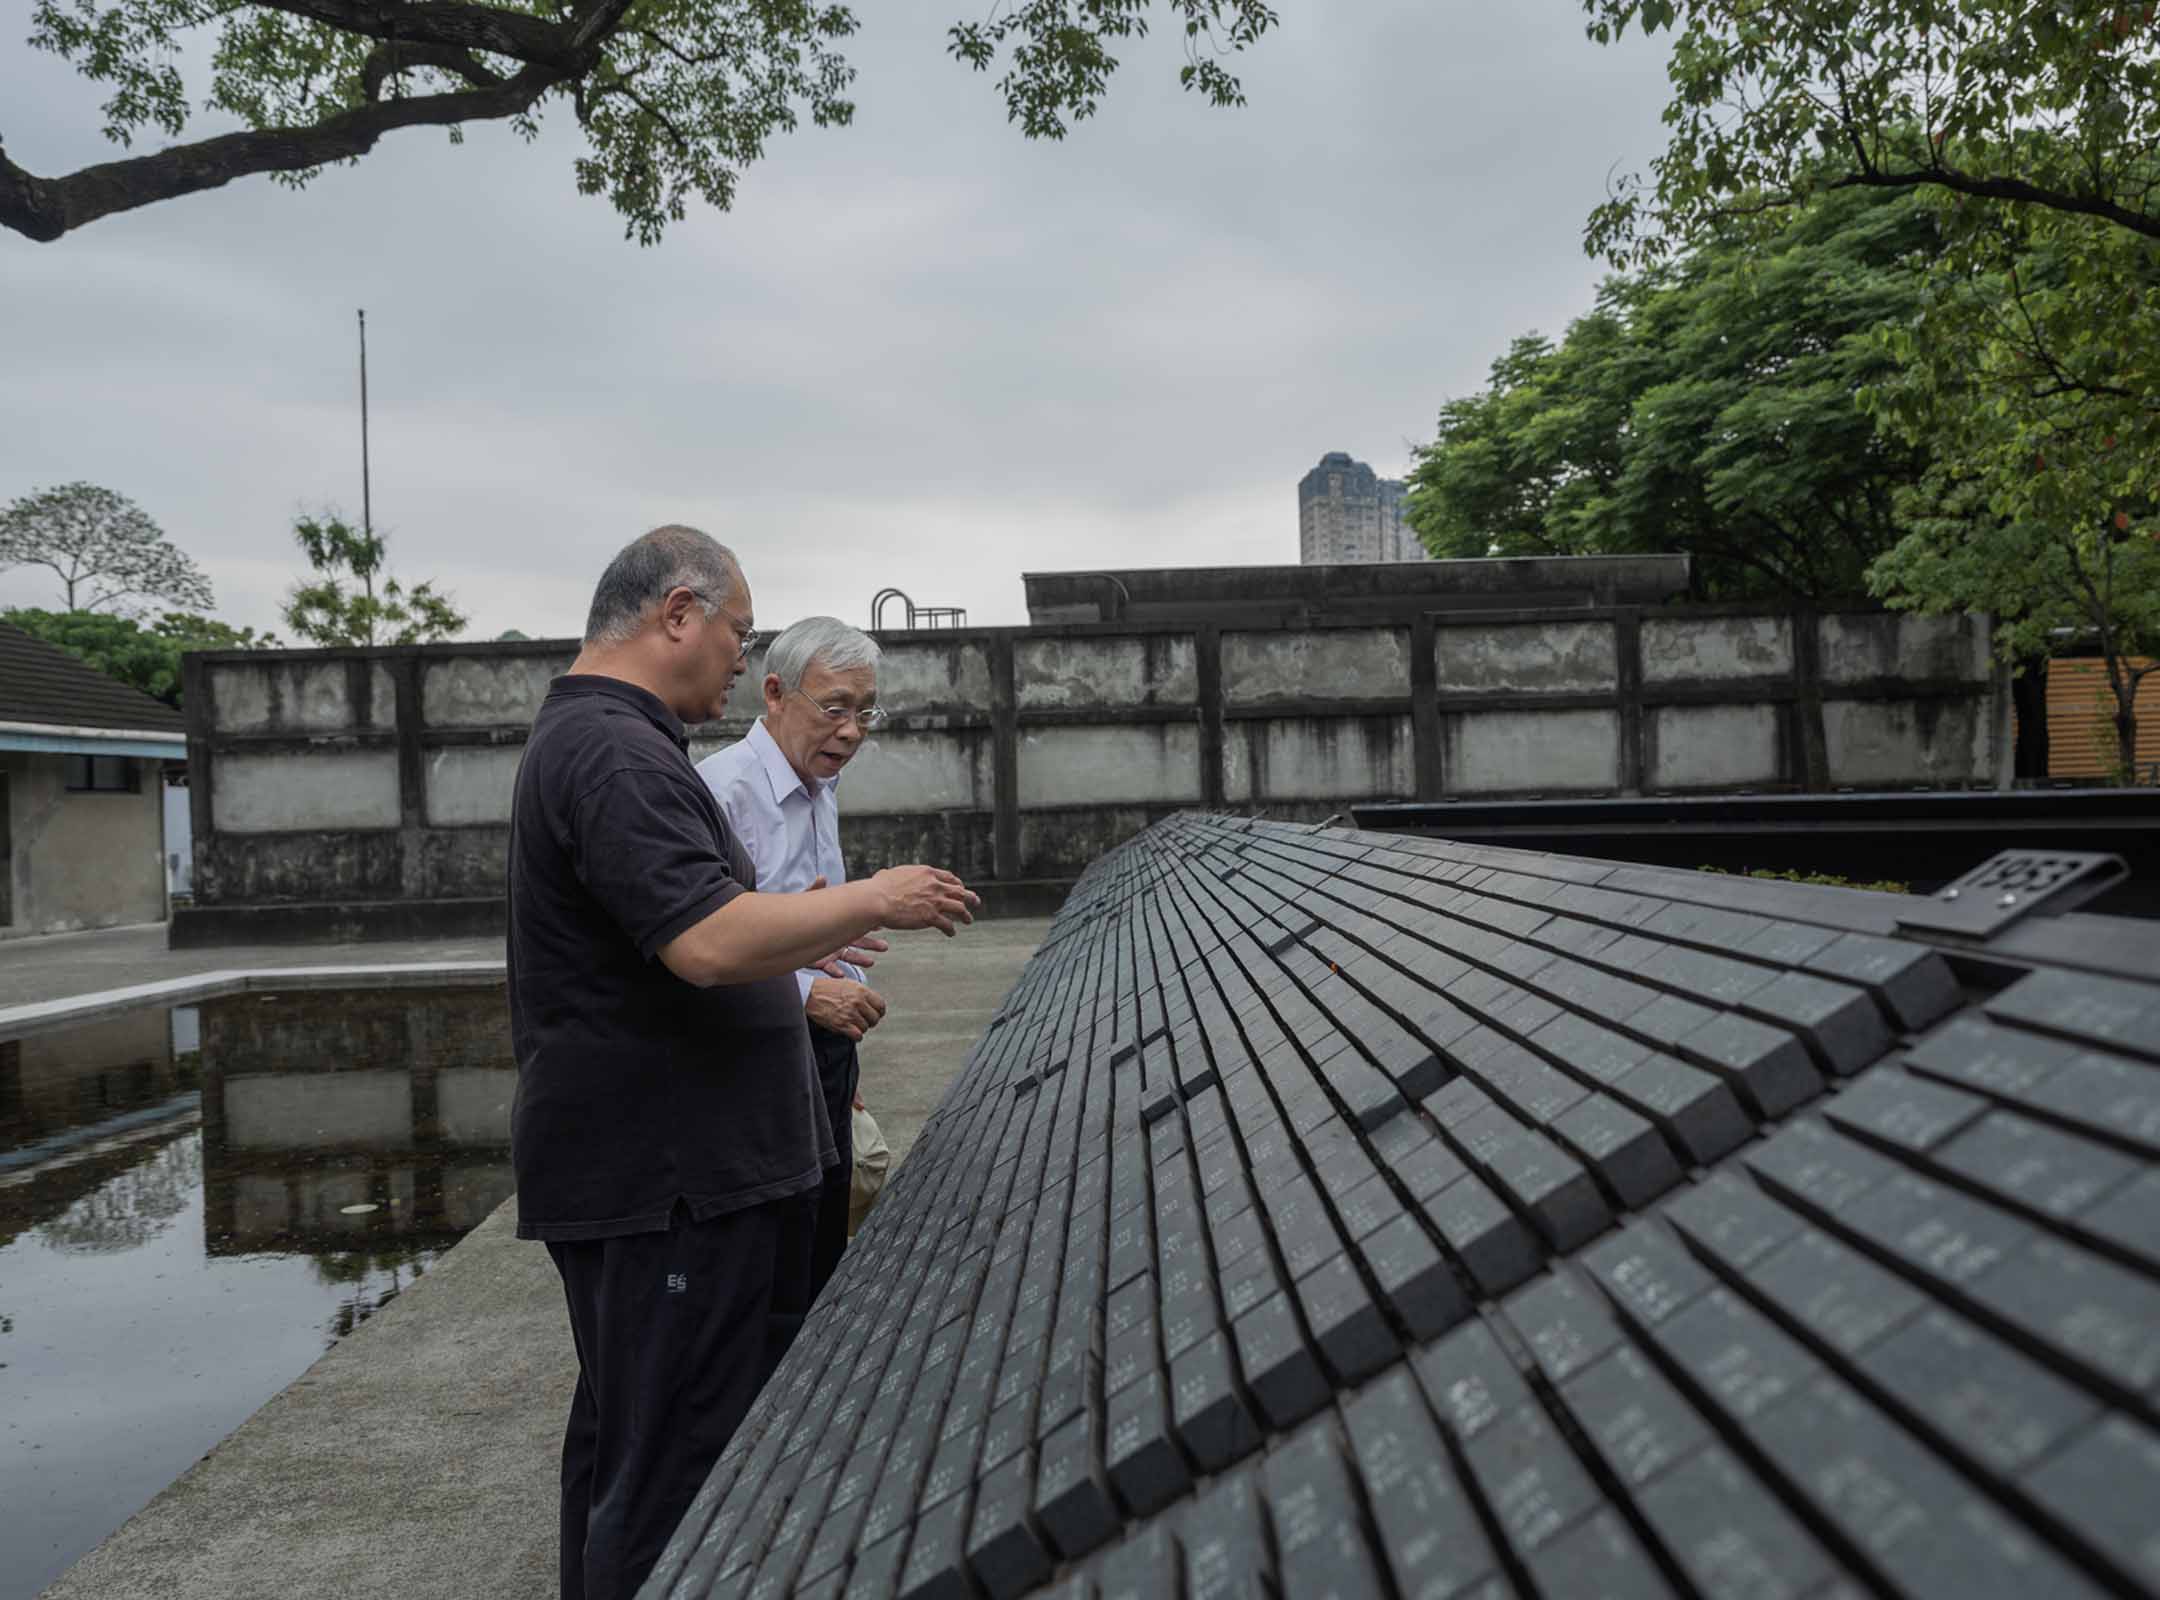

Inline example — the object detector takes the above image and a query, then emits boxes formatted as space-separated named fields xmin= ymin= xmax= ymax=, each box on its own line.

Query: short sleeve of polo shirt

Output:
xmin=571 ymin=764 xmax=744 ymax=959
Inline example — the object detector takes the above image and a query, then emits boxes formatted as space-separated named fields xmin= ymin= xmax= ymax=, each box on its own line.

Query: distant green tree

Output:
xmin=1407 ymin=188 xmax=1938 ymax=603
xmin=1859 ymin=198 xmax=2160 ymax=782
xmin=283 ymin=513 xmax=467 ymax=648
xmin=1577 ymin=2 xmax=2160 ymax=778
xmin=0 ymin=482 xmax=214 ymax=614
xmin=2 ymin=607 xmax=279 ymax=707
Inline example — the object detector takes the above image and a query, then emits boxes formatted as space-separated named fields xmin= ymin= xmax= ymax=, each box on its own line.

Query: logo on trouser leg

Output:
xmin=667 ymin=1272 xmax=689 ymax=1295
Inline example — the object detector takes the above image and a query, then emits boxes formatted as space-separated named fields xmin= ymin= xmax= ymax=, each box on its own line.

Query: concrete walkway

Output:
xmin=0 ymin=923 xmax=503 ymax=1011
xmin=35 ymin=918 xmax=1047 ymax=1600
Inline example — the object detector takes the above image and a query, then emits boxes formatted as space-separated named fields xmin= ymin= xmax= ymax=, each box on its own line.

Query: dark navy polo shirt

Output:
xmin=507 ymin=674 xmax=835 ymax=1241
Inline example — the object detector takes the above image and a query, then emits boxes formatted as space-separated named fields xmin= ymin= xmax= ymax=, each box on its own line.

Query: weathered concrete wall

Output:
xmin=196 ymin=987 xmax=515 ymax=1252
xmin=1 ymin=753 xmax=166 ymax=940
xmin=175 ymin=606 xmax=2003 ymax=941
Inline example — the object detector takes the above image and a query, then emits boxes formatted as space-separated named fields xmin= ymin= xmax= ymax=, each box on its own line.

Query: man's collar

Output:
xmin=747 ymin=717 xmax=834 ymax=803
xmin=550 ymin=674 xmax=688 ymax=751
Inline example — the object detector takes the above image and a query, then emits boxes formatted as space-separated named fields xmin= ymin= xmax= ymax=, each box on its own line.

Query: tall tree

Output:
xmin=1407 ymin=187 xmax=1937 ymax=604
xmin=0 ymin=482 xmax=215 ymax=614
xmin=1 ymin=0 xmax=1279 ymax=243
xmin=1582 ymin=2 xmax=2160 ymax=777
xmin=283 ymin=512 xmax=468 ymax=647
xmin=2 ymin=608 xmax=280 ymax=707
xmin=1863 ymin=201 xmax=2160 ymax=777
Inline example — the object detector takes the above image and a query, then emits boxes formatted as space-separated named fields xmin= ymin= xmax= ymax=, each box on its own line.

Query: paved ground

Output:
xmin=32 ymin=916 xmax=1047 ymax=1600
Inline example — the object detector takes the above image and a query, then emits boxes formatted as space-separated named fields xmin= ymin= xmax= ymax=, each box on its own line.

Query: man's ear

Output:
xmin=763 ymin=673 xmax=786 ymax=707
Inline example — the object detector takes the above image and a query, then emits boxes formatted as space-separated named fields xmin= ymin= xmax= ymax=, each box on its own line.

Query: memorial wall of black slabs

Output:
xmin=645 ymin=815 xmax=2160 ymax=1600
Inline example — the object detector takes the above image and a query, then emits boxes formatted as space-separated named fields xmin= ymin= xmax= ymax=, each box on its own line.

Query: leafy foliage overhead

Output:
xmin=2 ymin=0 xmax=1280 ymax=242
xmin=1406 ymin=188 xmax=1938 ymax=604
xmin=1580 ymin=0 xmax=2160 ymax=267
xmin=0 ymin=482 xmax=215 ymax=615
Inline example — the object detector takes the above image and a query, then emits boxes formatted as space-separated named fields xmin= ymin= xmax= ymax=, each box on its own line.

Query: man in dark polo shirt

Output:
xmin=508 ymin=524 xmax=979 ymax=1600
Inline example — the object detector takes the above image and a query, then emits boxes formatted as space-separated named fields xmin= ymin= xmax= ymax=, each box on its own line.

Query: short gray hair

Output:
xmin=583 ymin=525 xmax=742 ymax=646
xmin=765 ymin=616 xmax=881 ymax=692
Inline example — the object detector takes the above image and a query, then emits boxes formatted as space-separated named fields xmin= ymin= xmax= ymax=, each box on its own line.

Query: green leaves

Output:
xmin=283 ymin=511 xmax=469 ymax=647
xmin=1 ymin=608 xmax=277 ymax=707
xmin=1581 ymin=0 xmax=2160 ymax=264
xmin=947 ymin=0 xmax=1278 ymax=138
xmin=13 ymin=0 xmax=1275 ymax=240
xmin=1408 ymin=188 xmax=1938 ymax=604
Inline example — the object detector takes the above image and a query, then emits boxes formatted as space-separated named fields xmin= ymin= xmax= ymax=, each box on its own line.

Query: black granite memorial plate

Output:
xmin=645 ymin=815 xmax=2160 ymax=1600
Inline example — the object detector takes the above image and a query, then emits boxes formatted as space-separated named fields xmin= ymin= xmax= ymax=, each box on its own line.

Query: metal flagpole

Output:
xmin=358 ymin=308 xmax=373 ymax=540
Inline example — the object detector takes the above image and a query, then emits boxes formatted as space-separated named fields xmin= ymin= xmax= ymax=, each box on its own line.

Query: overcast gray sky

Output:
xmin=0 ymin=3 xmax=1675 ymax=640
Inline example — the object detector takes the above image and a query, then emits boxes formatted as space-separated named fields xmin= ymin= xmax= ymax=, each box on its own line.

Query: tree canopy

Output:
xmin=1582 ymin=1 xmax=2160 ymax=778
xmin=2 ymin=0 xmax=1280 ymax=243
xmin=1406 ymin=187 xmax=1938 ymax=604
xmin=1579 ymin=0 xmax=2160 ymax=268
xmin=283 ymin=512 xmax=467 ymax=646
xmin=2 ymin=608 xmax=279 ymax=706
xmin=0 ymin=482 xmax=215 ymax=614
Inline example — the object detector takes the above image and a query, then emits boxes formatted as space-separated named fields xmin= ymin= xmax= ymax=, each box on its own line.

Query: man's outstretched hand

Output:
xmin=806 ymin=976 xmax=888 ymax=1041
xmin=872 ymin=865 xmax=982 ymax=936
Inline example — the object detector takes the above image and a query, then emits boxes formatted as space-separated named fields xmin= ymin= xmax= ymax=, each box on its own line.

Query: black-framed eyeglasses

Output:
xmin=794 ymin=688 xmax=888 ymax=731
xmin=683 ymin=588 xmax=759 ymax=653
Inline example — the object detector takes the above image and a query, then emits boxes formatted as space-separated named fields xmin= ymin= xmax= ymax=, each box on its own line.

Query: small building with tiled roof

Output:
xmin=0 ymin=620 xmax=187 ymax=938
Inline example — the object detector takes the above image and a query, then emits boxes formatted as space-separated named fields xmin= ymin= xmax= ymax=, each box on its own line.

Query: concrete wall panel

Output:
xmin=1222 ymin=628 xmax=1408 ymax=705
xmin=212 ymin=749 xmax=402 ymax=833
xmin=1448 ymin=708 xmax=1621 ymax=793
xmin=425 ymin=746 xmax=524 ymax=827
xmin=1648 ymin=704 xmax=1783 ymax=790
xmin=1437 ymin=620 xmax=1617 ymax=694
xmin=1015 ymin=635 xmax=1197 ymax=710
xmin=839 ymin=731 xmax=992 ymax=812
xmin=1824 ymin=699 xmax=1991 ymax=786
xmin=417 ymin=826 xmax=514 ymax=899
xmin=196 ymin=830 xmax=404 ymax=905
xmin=224 ymin=1071 xmax=414 ymax=1149
xmin=875 ymin=640 xmax=996 ymax=710
xmin=1021 ymin=805 xmax=1185 ymax=879
xmin=422 ymin=654 xmax=573 ymax=728
xmin=438 ymin=1068 xmax=516 ymax=1144
xmin=1820 ymin=612 xmax=1990 ymax=686
xmin=841 ymin=812 xmax=997 ymax=885
xmin=1 ymin=753 xmax=165 ymax=939
xmin=1020 ymin=724 xmax=1203 ymax=808
xmin=1641 ymin=616 xmax=1793 ymax=683
xmin=1223 ymin=716 xmax=1414 ymax=802
xmin=211 ymin=659 xmax=395 ymax=733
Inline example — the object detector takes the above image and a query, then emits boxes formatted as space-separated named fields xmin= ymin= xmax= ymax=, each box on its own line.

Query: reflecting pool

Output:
xmin=0 ymin=985 xmax=513 ymax=1600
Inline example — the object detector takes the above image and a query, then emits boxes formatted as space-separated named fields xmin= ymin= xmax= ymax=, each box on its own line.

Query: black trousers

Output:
xmin=546 ymin=1195 xmax=815 ymax=1600
xmin=807 ymin=1021 xmax=861 ymax=1300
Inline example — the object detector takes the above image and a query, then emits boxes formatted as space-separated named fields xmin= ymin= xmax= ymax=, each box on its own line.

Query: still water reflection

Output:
xmin=0 ymin=986 xmax=514 ymax=1600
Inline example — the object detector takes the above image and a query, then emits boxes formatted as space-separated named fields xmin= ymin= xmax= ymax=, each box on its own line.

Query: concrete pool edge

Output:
xmin=0 ymin=960 xmax=506 ymax=1042
xmin=37 ymin=1192 xmax=571 ymax=1600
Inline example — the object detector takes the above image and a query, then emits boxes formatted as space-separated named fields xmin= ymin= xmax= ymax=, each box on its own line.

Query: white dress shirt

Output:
xmin=697 ymin=718 xmax=865 ymax=1004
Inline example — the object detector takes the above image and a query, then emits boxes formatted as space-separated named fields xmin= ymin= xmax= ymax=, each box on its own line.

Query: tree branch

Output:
xmin=361 ymin=41 xmax=505 ymax=102
xmin=1 ymin=66 xmax=557 ymax=241
xmin=1829 ymin=161 xmax=2160 ymax=242
xmin=245 ymin=0 xmax=577 ymax=68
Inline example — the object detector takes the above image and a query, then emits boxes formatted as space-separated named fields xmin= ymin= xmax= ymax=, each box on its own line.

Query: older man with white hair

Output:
xmin=698 ymin=614 xmax=891 ymax=1298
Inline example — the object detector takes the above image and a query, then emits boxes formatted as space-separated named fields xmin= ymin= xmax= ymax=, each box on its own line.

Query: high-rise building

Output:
xmin=1296 ymin=451 xmax=1427 ymax=564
